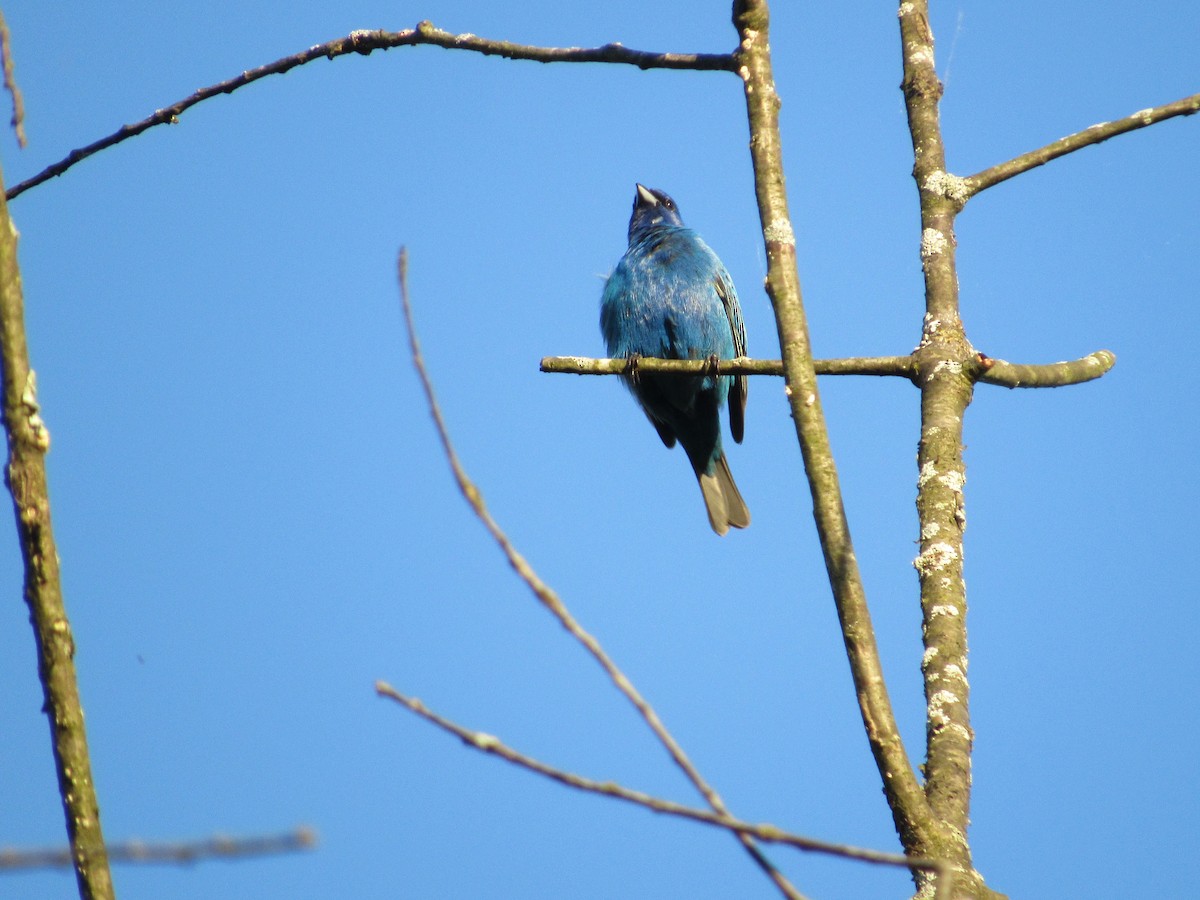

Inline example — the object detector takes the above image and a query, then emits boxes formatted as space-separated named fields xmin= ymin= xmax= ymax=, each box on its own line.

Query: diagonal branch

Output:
xmin=964 ymin=91 xmax=1200 ymax=198
xmin=0 ymin=163 xmax=113 ymax=898
xmin=733 ymin=0 xmax=936 ymax=872
xmin=376 ymin=681 xmax=955 ymax=898
xmin=540 ymin=354 xmax=917 ymax=379
xmin=5 ymin=23 xmax=735 ymax=201
xmin=396 ymin=249 xmax=804 ymax=900
xmin=0 ymin=828 xmax=316 ymax=871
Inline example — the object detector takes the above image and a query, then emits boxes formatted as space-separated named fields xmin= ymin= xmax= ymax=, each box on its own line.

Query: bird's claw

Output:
xmin=625 ymin=353 xmax=642 ymax=385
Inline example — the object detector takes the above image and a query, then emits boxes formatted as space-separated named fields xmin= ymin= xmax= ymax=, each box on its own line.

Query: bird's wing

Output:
xmin=714 ymin=269 xmax=747 ymax=444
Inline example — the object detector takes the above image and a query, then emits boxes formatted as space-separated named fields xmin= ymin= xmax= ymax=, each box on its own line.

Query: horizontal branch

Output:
xmin=541 ymin=351 xmax=1116 ymax=390
xmin=0 ymin=828 xmax=316 ymax=870
xmin=375 ymin=681 xmax=953 ymax=888
xmin=965 ymin=91 xmax=1200 ymax=197
xmin=974 ymin=349 xmax=1116 ymax=388
xmin=540 ymin=355 xmax=917 ymax=380
xmin=6 ymin=23 xmax=735 ymax=200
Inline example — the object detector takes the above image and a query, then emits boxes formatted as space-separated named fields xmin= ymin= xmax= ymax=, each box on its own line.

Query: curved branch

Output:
xmin=539 ymin=355 xmax=916 ymax=380
xmin=975 ymin=350 xmax=1116 ymax=388
xmin=375 ymin=681 xmax=953 ymax=888
xmin=965 ymin=91 xmax=1200 ymax=198
xmin=397 ymin=250 xmax=802 ymax=900
xmin=5 ymin=23 xmax=735 ymax=201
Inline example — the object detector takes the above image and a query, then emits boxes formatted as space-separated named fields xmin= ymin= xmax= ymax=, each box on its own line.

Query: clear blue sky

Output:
xmin=2 ymin=2 xmax=1197 ymax=898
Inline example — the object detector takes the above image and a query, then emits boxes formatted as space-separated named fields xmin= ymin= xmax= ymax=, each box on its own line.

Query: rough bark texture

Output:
xmin=0 ymin=162 xmax=114 ymax=900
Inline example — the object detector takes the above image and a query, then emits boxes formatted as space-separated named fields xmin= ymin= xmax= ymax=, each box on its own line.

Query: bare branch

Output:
xmin=965 ymin=91 xmax=1200 ymax=198
xmin=375 ymin=681 xmax=955 ymax=889
xmin=5 ymin=23 xmax=735 ymax=201
xmin=542 ymin=351 xmax=1117 ymax=391
xmin=396 ymin=249 xmax=803 ymax=900
xmin=0 ymin=10 xmax=25 ymax=148
xmin=734 ymin=0 xmax=938 ymax=883
xmin=0 ymin=828 xmax=316 ymax=871
xmin=975 ymin=350 xmax=1116 ymax=389
xmin=540 ymin=355 xmax=917 ymax=380
xmin=0 ymin=164 xmax=113 ymax=897
xmin=899 ymin=4 xmax=1005 ymax=897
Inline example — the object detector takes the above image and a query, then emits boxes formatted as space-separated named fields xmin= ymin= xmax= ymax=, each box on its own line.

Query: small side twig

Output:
xmin=396 ymin=249 xmax=803 ymax=900
xmin=974 ymin=350 xmax=1116 ymax=388
xmin=0 ymin=9 xmax=25 ymax=148
xmin=0 ymin=828 xmax=317 ymax=871
xmin=5 ymin=23 xmax=735 ymax=201
xmin=376 ymin=682 xmax=955 ymax=897
xmin=964 ymin=91 xmax=1200 ymax=197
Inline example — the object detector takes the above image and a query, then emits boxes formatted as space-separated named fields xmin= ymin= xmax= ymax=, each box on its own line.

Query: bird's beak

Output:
xmin=635 ymin=183 xmax=658 ymax=206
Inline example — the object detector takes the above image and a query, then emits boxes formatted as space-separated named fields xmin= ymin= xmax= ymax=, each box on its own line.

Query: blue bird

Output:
xmin=600 ymin=184 xmax=749 ymax=535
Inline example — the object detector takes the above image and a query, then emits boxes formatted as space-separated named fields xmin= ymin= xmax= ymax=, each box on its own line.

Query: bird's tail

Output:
xmin=698 ymin=454 xmax=751 ymax=536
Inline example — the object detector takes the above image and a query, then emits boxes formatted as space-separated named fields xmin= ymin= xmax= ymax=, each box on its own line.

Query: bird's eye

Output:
xmin=662 ymin=198 xmax=676 ymax=210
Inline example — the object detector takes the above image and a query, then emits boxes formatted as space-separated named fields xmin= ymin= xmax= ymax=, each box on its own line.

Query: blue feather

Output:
xmin=600 ymin=185 xmax=749 ymax=535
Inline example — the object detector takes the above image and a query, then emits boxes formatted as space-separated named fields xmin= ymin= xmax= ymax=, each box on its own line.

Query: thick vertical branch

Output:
xmin=731 ymin=0 xmax=936 ymax=861
xmin=0 ymin=164 xmax=114 ymax=900
xmin=899 ymin=4 xmax=998 ymax=898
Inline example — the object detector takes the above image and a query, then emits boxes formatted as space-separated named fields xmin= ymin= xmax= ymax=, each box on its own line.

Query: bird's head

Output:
xmin=628 ymin=183 xmax=684 ymax=242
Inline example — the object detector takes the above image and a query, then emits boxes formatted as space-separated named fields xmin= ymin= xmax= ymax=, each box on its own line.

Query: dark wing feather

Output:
xmin=714 ymin=271 xmax=747 ymax=443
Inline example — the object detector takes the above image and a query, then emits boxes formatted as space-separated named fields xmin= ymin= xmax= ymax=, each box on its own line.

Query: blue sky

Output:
xmin=1 ymin=2 xmax=1197 ymax=898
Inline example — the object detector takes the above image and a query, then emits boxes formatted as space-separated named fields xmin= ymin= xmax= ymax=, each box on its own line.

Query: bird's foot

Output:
xmin=625 ymin=353 xmax=642 ymax=385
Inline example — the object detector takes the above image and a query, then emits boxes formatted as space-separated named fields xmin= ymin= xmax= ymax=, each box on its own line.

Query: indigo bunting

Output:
xmin=600 ymin=184 xmax=749 ymax=535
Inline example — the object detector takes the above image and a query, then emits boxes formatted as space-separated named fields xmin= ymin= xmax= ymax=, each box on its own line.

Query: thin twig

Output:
xmin=964 ymin=91 xmax=1200 ymax=197
xmin=975 ymin=350 xmax=1116 ymax=388
xmin=396 ymin=249 xmax=804 ymax=900
xmin=376 ymin=682 xmax=953 ymax=887
xmin=5 ymin=23 xmax=735 ymax=201
xmin=0 ymin=163 xmax=112 ymax=897
xmin=0 ymin=10 xmax=25 ymax=148
xmin=0 ymin=828 xmax=317 ymax=871
xmin=539 ymin=355 xmax=917 ymax=380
